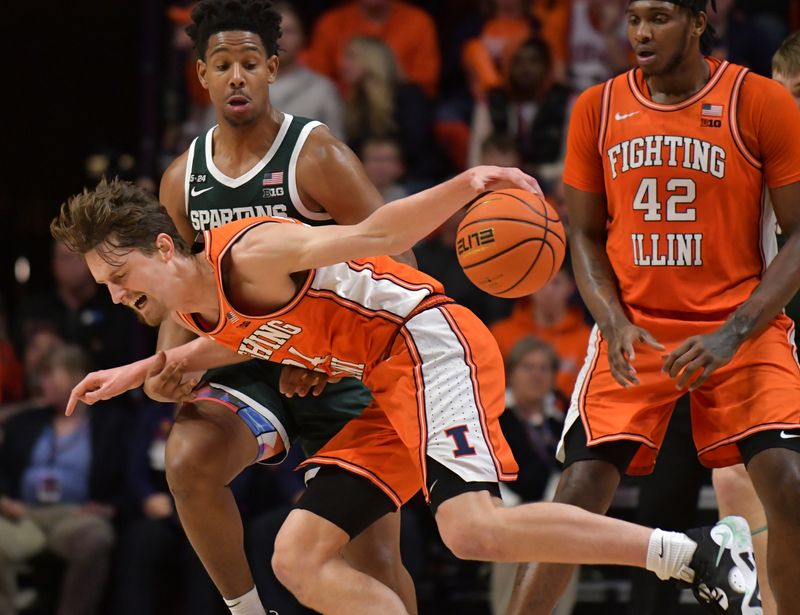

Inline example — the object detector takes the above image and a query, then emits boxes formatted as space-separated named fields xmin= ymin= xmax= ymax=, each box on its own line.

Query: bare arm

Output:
xmin=567 ymin=185 xmax=663 ymax=387
xmin=296 ymin=126 xmax=417 ymax=267
xmin=240 ymin=166 xmax=540 ymax=275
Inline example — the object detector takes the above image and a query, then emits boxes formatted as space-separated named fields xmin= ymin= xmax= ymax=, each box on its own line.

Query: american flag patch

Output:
xmin=701 ymin=104 xmax=723 ymax=117
xmin=262 ymin=171 xmax=284 ymax=186
xmin=226 ymin=311 xmax=239 ymax=323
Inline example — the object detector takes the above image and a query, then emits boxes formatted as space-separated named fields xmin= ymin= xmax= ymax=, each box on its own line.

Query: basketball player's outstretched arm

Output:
xmin=234 ymin=166 xmax=540 ymax=276
xmin=664 ymin=181 xmax=800 ymax=389
xmin=566 ymin=185 xmax=663 ymax=389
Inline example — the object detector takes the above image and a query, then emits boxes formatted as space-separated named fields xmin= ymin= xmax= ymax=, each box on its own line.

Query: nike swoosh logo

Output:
xmin=190 ymin=186 xmax=214 ymax=196
xmin=615 ymin=111 xmax=640 ymax=121
xmin=780 ymin=430 xmax=800 ymax=439
xmin=658 ymin=536 xmax=664 ymax=558
xmin=429 ymin=479 xmax=438 ymax=492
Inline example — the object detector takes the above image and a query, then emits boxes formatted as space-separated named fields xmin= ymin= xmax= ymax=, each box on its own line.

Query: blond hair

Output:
xmin=345 ymin=36 xmax=401 ymax=140
xmin=773 ymin=31 xmax=800 ymax=77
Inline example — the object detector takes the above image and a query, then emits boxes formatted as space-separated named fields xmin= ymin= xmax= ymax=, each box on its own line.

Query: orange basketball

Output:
xmin=455 ymin=189 xmax=566 ymax=298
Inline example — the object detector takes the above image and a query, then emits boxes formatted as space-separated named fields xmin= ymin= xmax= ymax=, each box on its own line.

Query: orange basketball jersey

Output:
xmin=176 ymin=217 xmax=450 ymax=380
xmin=574 ymin=59 xmax=798 ymax=316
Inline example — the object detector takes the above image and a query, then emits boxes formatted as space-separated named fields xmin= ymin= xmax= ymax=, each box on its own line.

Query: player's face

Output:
xmin=773 ymin=71 xmax=800 ymax=110
xmin=84 ymin=246 xmax=172 ymax=326
xmin=198 ymin=31 xmax=278 ymax=127
xmin=626 ymin=1 xmax=700 ymax=77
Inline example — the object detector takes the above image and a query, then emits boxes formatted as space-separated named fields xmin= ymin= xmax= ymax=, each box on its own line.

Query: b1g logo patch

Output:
xmin=700 ymin=118 xmax=722 ymax=128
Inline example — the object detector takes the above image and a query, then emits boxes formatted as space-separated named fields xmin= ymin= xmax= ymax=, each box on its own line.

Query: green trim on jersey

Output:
xmin=185 ymin=113 xmax=333 ymax=232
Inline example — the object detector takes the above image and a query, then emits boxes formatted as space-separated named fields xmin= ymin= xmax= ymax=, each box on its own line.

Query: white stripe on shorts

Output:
xmin=404 ymin=308 xmax=500 ymax=484
xmin=557 ymin=324 xmax=600 ymax=463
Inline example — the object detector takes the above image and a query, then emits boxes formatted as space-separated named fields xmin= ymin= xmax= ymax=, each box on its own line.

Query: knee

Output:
xmin=437 ymin=507 xmax=501 ymax=561
xmin=165 ymin=421 xmax=229 ymax=499
xmin=712 ymin=465 xmax=754 ymax=510
xmin=758 ymin=463 xmax=800 ymax=521
xmin=272 ymin=527 xmax=315 ymax=601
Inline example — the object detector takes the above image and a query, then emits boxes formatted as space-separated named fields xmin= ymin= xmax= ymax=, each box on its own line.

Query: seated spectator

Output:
xmin=500 ymin=337 xmax=565 ymax=503
xmin=341 ymin=36 xmax=441 ymax=184
xmin=469 ymin=37 xmax=571 ymax=192
xmin=490 ymin=263 xmax=590 ymax=400
xmin=0 ymin=296 xmax=23 ymax=405
xmin=269 ymin=2 xmax=345 ymax=139
xmin=461 ymin=0 xmax=536 ymax=99
xmin=0 ymin=499 xmax=46 ymax=615
xmin=360 ymin=137 xmax=408 ymax=202
xmin=567 ymin=0 xmax=629 ymax=91
xmin=20 ymin=326 xmax=65 ymax=404
xmin=773 ymin=31 xmax=800 ymax=109
xmin=478 ymin=133 xmax=522 ymax=168
xmin=0 ymin=345 xmax=132 ymax=615
xmin=16 ymin=240 xmax=149 ymax=370
xmin=492 ymin=336 xmax=564 ymax=614
xmin=304 ymin=0 xmax=441 ymax=97
xmin=112 ymin=404 xmax=223 ymax=615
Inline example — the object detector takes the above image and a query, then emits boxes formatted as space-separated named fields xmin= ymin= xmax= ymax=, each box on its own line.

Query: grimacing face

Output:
xmin=84 ymin=244 xmax=172 ymax=326
xmin=198 ymin=31 xmax=278 ymax=127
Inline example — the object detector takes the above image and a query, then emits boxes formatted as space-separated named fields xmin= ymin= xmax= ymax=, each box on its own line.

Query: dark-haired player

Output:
xmin=508 ymin=1 xmax=800 ymax=614
xmin=151 ymin=1 xmax=418 ymax=613
xmin=56 ymin=172 xmax=760 ymax=615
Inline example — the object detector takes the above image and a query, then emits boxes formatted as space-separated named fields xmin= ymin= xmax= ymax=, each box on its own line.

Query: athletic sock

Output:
xmin=645 ymin=528 xmax=698 ymax=581
xmin=223 ymin=586 xmax=267 ymax=615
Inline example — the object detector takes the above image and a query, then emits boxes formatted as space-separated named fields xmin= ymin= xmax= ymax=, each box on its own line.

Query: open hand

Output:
xmin=143 ymin=352 xmax=200 ymax=403
xmin=604 ymin=321 xmax=665 ymax=388
xmin=662 ymin=330 xmax=740 ymax=391
xmin=279 ymin=365 xmax=339 ymax=398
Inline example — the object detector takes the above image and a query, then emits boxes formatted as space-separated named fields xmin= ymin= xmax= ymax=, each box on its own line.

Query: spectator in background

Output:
xmin=492 ymin=337 xmax=564 ymax=615
xmin=0 ymin=345 xmax=131 ymax=615
xmin=479 ymin=133 xmax=522 ymax=168
xmin=304 ymin=0 xmax=441 ymax=97
xmin=567 ymin=0 xmax=629 ymax=91
xmin=772 ymin=31 xmax=800 ymax=109
xmin=469 ymin=38 xmax=571 ymax=192
xmin=113 ymin=404 xmax=223 ymax=615
xmin=269 ymin=2 xmax=345 ymax=139
xmin=0 ymin=296 xmax=23 ymax=405
xmin=340 ymin=36 xmax=441 ymax=185
xmin=490 ymin=263 xmax=590 ymax=401
xmin=461 ymin=0 xmax=536 ymax=100
xmin=360 ymin=137 xmax=408 ymax=202
xmin=21 ymin=326 xmax=65 ymax=403
xmin=17 ymin=240 xmax=148 ymax=370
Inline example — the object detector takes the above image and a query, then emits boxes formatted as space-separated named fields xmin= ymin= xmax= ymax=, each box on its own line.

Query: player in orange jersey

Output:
xmin=53 ymin=171 xmax=761 ymax=615
xmin=507 ymin=2 xmax=800 ymax=615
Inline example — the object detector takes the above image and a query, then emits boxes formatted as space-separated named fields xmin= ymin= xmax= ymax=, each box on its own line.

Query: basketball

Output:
xmin=455 ymin=189 xmax=566 ymax=298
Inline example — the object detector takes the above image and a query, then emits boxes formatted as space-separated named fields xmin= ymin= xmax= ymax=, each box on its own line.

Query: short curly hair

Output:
xmin=186 ymin=0 xmax=282 ymax=60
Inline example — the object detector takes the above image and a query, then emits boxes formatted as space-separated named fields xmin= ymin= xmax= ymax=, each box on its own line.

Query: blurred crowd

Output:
xmin=1 ymin=0 xmax=799 ymax=614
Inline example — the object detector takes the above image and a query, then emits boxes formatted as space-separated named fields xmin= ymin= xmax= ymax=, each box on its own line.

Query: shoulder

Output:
xmin=573 ymin=83 xmax=606 ymax=113
xmin=296 ymin=124 xmax=354 ymax=170
xmin=159 ymin=149 xmax=190 ymax=210
xmin=738 ymin=70 xmax=795 ymax=110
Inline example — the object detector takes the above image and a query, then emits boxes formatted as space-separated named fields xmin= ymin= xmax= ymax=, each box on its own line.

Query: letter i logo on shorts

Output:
xmin=445 ymin=425 xmax=477 ymax=458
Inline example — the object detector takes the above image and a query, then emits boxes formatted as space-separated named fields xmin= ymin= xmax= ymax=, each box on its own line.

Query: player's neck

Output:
xmin=644 ymin=54 xmax=710 ymax=105
xmin=213 ymin=106 xmax=285 ymax=166
xmin=175 ymin=256 xmax=220 ymax=321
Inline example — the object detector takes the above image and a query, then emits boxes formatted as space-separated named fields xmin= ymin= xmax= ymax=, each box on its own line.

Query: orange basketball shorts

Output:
xmin=557 ymin=310 xmax=800 ymax=474
xmin=302 ymin=303 xmax=519 ymax=506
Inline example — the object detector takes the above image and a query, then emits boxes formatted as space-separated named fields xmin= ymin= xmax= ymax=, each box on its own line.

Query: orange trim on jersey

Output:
xmin=577 ymin=329 xmax=603 ymax=440
xmin=789 ymin=321 xmax=800 ymax=369
xmin=306 ymin=289 xmax=406 ymax=325
xmin=588 ymin=432 xmax=659 ymax=450
xmin=697 ymin=422 xmax=800 ymax=458
xmin=299 ymin=456 xmax=403 ymax=508
xmin=347 ymin=261 xmax=437 ymax=294
xmin=729 ymin=68 xmax=762 ymax=170
xmin=400 ymin=327 xmax=430 ymax=497
xmin=627 ymin=61 xmax=730 ymax=111
xmin=438 ymin=306 xmax=517 ymax=481
xmin=597 ymin=79 xmax=614 ymax=154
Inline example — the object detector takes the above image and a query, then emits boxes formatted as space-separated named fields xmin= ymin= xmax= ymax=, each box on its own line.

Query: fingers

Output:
xmin=662 ymin=338 xmax=696 ymax=376
xmin=279 ymin=367 xmax=326 ymax=398
xmin=664 ymin=342 xmax=702 ymax=379
xmin=676 ymin=357 xmax=707 ymax=390
xmin=147 ymin=351 xmax=167 ymax=377
xmin=639 ymin=328 xmax=665 ymax=351
xmin=311 ymin=376 xmax=327 ymax=397
xmin=608 ymin=344 xmax=639 ymax=388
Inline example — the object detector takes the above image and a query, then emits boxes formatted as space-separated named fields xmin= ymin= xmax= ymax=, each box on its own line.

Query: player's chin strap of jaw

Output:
xmin=628 ymin=0 xmax=717 ymax=12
